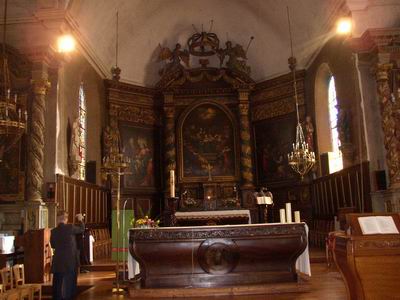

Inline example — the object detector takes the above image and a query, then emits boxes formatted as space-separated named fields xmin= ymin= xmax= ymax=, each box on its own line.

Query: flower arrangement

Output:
xmin=131 ymin=215 xmax=160 ymax=228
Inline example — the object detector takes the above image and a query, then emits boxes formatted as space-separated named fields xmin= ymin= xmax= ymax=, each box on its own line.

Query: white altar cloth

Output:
xmin=295 ymin=223 xmax=311 ymax=276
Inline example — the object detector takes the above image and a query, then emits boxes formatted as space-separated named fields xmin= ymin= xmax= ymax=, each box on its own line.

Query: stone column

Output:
xmin=26 ymin=63 xmax=51 ymax=229
xmin=238 ymin=89 xmax=254 ymax=188
xmin=163 ymin=92 xmax=176 ymax=196
xmin=375 ymin=63 xmax=400 ymax=188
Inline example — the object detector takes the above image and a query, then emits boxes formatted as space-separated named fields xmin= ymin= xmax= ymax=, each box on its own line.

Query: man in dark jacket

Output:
xmin=50 ymin=211 xmax=85 ymax=300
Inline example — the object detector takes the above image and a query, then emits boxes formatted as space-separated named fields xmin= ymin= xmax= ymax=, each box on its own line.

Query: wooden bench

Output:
xmin=90 ymin=227 xmax=111 ymax=260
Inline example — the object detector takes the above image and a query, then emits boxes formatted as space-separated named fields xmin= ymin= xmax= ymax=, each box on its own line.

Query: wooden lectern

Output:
xmin=333 ymin=213 xmax=400 ymax=300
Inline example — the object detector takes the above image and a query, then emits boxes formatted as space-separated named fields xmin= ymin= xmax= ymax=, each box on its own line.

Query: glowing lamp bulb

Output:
xmin=336 ymin=18 xmax=352 ymax=35
xmin=57 ymin=34 xmax=76 ymax=53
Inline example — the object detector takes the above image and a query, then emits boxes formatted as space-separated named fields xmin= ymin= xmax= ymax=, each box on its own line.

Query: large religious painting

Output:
xmin=254 ymin=114 xmax=297 ymax=184
xmin=120 ymin=123 xmax=158 ymax=190
xmin=179 ymin=102 xmax=237 ymax=182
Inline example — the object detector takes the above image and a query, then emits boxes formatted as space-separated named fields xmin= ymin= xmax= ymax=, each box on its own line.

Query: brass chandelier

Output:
xmin=0 ymin=0 xmax=27 ymax=162
xmin=286 ymin=7 xmax=315 ymax=179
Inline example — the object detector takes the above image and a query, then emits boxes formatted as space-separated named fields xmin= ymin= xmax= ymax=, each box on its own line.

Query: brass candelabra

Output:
xmin=286 ymin=7 xmax=316 ymax=179
xmin=102 ymin=150 xmax=130 ymax=294
xmin=0 ymin=0 xmax=27 ymax=162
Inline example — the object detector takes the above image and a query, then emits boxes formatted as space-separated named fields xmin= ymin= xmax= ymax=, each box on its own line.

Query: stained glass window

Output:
xmin=328 ymin=76 xmax=343 ymax=173
xmin=78 ymin=82 xmax=86 ymax=180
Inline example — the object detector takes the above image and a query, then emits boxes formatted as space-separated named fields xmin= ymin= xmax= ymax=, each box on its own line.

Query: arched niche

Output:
xmin=177 ymin=101 xmax=238 ymax=183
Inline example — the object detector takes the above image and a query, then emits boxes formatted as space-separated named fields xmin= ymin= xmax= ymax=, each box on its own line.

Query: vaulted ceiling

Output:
xmin=67 ymin=0 xmax=348 ymax=86
xmin=4 ymin=0 xmax=353 ymax=87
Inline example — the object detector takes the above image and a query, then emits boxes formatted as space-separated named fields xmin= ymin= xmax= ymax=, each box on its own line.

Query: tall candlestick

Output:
xmin=294 ymin=211 xmax=301 ymax=223
xmin=279 ymin=209 xmax=286 ymax=223
xmin=285 ymin=203 xmax=292 ymax=223
xmin=169 ymin=170 xmax=175 ymax=198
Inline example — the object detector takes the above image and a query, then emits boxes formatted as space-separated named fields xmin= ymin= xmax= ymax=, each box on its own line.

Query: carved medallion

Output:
xmin=198 ymin=238 xmax=239 ymax=274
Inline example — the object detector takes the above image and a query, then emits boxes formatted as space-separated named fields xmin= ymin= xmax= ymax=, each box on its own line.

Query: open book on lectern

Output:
xmin=358 ymin=216 xmax=400 ymax=235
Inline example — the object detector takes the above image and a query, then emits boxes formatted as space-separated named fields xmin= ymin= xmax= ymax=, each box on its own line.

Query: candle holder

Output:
xmin=101 ymin=151 xmax=131 ymax=294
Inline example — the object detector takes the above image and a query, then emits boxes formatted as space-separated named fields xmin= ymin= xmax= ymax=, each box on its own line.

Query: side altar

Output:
xmin=129 ymin=223 xmax=307 ymax=289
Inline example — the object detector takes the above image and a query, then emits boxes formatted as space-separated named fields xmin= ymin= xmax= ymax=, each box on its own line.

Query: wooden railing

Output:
xmin=55 ymin=174 xmax=110 ymax=225
xmin=311 ymin=162 xmax=371 ymax=219
xmin=309 ymin=162 xmax=371 ymax=247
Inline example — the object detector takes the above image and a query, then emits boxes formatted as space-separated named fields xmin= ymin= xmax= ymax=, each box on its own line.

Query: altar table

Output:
xmin=129 ymin=223 xmax=308 ymax=288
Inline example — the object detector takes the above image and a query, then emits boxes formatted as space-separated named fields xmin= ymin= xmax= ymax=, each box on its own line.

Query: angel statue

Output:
xmin=217 ymin=41 xmax=251 ymax=75
xmin=158 ymin=43 xmax=190 ymax=75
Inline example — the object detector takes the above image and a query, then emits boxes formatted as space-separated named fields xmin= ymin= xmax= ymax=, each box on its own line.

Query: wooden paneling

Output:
xmin=55 ymin=174 xmax=110 ymax=225
xmin=311 ymin=162 xmax=371 ymax=219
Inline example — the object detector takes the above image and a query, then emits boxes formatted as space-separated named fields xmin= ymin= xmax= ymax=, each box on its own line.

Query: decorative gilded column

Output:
xmin=163 ymin=92 xmax=176 ymax=195
xmin=375 ymin=63 xmax=400 ymax=188
xmin=27 ymin=78 xmax=51 ymax=202
xmin=238 ymin=89 xmax=254 ymax=188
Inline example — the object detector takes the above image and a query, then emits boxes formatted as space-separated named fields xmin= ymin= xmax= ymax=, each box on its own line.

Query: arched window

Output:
xmin=315 ymin=64 xmax=343 ymax=175
xmin=327 ymin=76 xmax=343 ymax=173
xmin=77 ymin=82 xmax=87 ymax=180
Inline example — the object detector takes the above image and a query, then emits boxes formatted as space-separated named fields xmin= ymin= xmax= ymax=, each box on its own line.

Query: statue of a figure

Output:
xmin=217 ymin=41 xmax=251 ymax=74
xmin=337 ymin=107 xmax=351 ymax=144
xmin=68 ymin=117 xmax=81 ymax=177
xmin=103 ymin=118 xmax=120 ymax=156
xmin=158 ymin=43 xmax=190 ymax=75
xmin=304 ymin=116 xmax=315 ymax=151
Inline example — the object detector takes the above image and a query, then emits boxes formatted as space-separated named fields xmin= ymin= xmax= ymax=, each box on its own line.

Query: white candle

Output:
xmin=279 ymin=209 xmax=286 ymax=223
xmin=294 ymin=211 xmax=301 ymax=223
xmin=169 ymin=170 xmax=175 ymax=198
xmin=286 ymin=203 xmax=292 ymax=223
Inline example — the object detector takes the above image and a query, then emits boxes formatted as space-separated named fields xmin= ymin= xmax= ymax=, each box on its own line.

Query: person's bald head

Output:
xmin=57 ymin=210 xmax=68 ymax=224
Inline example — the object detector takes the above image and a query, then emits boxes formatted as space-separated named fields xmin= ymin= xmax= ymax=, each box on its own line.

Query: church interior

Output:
xmin=0 ymin=0 xmax=400 ymax=299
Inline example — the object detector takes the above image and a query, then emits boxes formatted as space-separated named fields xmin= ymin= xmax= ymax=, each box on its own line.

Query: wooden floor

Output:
xmin=76 ymin=262 xmax=347 ymax=299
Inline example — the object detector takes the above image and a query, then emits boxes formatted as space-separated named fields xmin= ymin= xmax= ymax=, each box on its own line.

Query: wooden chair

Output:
xmin=0 ymin=267 xmax=30 ymax=300
xmin=0 ymin=267 xmax=13 ymax=292
xmin=12 ymin=265 xmax=41 ymax=300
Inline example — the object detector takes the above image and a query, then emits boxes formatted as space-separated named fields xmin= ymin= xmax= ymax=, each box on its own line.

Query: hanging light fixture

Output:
xmin=0 ymin=0 xmax=27 ymax=163
xmin=286 ymin=7 xmax=316 ymax=179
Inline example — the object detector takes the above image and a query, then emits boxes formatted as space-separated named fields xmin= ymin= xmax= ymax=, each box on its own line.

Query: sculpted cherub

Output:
xmin=217 ymin=40 xmax=251 ymax=74
xmin=158 ymin=43 xmax=190 ymax=75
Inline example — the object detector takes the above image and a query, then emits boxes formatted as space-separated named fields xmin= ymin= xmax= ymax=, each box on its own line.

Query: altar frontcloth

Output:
xmin=129 ymin=222 xmax=309 ymax=288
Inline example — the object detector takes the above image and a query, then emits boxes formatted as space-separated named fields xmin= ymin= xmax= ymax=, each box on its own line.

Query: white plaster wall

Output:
xmin=356 ymin=60 xmax=388 ymax=188
xmin=43 ymin=70 xmax=59 ymax=187
xmin=55 ymin=51 xmax=105 ymax=185
xmin=348 ymin=0 xmax=400 ymax=37
xmin=314 ymin=63 xmax=334 ymax=154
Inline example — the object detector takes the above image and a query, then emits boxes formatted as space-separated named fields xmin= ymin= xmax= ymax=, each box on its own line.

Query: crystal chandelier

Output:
xmin=286 ymin=7 xmax=315 ymax=179
xmin=0 ymin=0 xmax=27 ymax=162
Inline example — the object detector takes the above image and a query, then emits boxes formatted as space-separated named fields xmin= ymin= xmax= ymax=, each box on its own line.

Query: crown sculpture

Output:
xmin=158 ymin=23 xmax=254 ymax=77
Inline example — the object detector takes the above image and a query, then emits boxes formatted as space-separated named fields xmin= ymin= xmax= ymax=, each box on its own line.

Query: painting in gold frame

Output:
xmin=178 ymin=101 xmax=238 ymax=183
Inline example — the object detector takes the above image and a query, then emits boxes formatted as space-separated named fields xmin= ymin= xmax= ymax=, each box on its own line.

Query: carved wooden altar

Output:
xmin=129 ymin=223 xmax=307 ymax=288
